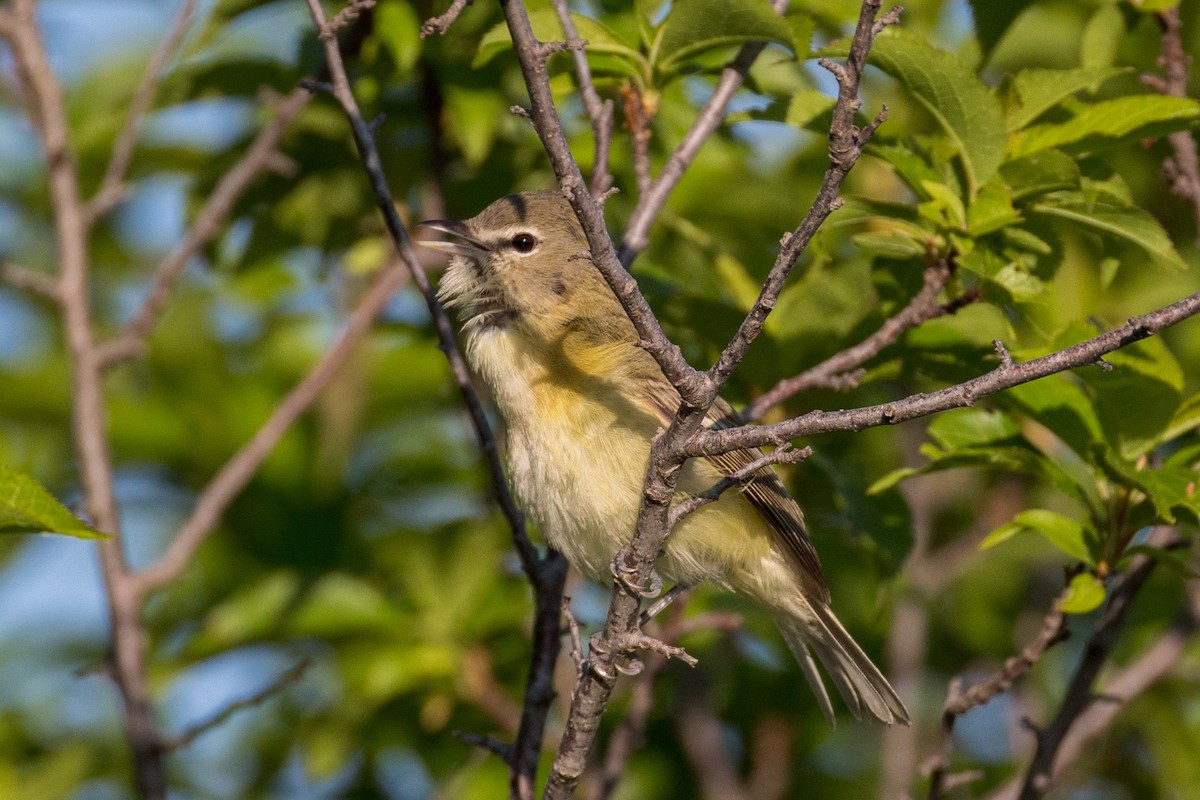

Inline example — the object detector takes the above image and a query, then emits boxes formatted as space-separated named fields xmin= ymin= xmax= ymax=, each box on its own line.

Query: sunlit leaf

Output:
xmin=1059 ymin=572 xmax=1105 ymax=614
xmin=865 ymin=29 xmax=1006 ymax=194
xmin=981 ymin=509 xmax=1096 ymax=564
xmin=654 ymin=0 xmax=795 ymax=77
xmin=0 ymin=465 xmax=105 ymax=539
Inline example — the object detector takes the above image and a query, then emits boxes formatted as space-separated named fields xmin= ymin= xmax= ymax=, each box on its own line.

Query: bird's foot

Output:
xmin=609 ymin=549 xmax=663 ymax=599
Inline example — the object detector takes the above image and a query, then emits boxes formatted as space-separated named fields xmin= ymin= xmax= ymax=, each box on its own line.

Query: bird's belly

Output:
xmin=506 ymin=400 xmax=649 ymax=581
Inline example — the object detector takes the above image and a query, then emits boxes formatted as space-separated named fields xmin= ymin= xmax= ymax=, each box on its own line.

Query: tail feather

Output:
xmin=775 ymin=605 xmax=910 ymax=726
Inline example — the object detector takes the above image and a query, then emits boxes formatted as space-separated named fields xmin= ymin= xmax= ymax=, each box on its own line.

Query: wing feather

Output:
xmin=635 ymin=375 xmax=830 ymax=603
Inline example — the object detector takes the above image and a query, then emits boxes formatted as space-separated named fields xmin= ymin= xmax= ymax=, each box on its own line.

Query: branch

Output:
xmin=705 ymin=1 xmax=896 ymax=392
xmin=667 ymin=445 xmax=812 ymax=530
xmin=501 ymin=0 xmax=710 ymax=407
xmin=321 ymin=0 xmax=377 ymax=39
xmin=1014 ymin=529 xmax=1182 ymax=800
xmin=1147 ymin=7 xmax=1200 ymax=247
xmin=132 ymin=258 xmax=412 ymax=594
xmin=421 ymin=0 xmax=474 ymax=37
xmin=163 ymin=659 xmax=311 ymax=751
xmin=745 ymin=257 xmax=963 ymax=419
xmin=618 ymin=0 xmax=790 ymax=263
xmin=591 ymin=604 xmax=743 ymax=800
xmin=926 ymin=585 xmax=1071 ymax=800
xmin=98 ymin=88 xmax=310 ymax=366
xmin=5 ymin=1 xmax=166 ymax=795
xmin=688 ymin=288 xmax=1200 ymax=458
xmin=534 ymin=4 xmax=896 ymax=796
xmin=549 ymin=0 xmax=613 ymax=198
xmin=303 ymin=5 xmax=569 ymax=799
xmin=87 ymin=0 xmax=198 ymax=222
xmin=1 ymin=261 xmax=60 ymax=299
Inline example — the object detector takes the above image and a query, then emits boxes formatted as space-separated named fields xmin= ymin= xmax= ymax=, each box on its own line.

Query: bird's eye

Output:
xmin=510 ymin=233 xmax=538 ymax=253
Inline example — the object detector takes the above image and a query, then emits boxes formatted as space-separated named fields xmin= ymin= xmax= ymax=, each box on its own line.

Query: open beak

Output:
xmin=416 ymin=219 xmax=488 ymax=258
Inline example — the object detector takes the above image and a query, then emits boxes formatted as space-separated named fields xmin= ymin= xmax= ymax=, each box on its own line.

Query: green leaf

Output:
xmin=376 ymin=0 xmax=422 ymax=74
xmin=1080 ymin=5 xmax=1125 ymax=70
xmin=1161 ymin=391 xmax=1200 ymax=444
xmin=1004 ymin=66 xmax=1128 ymax=131
xmin=981 ymin=509 xmax=1096 ymax=564
xmin=0 ymin=465 xmax=106 ymax=539
xmin=865 ymin=29 xmax=1006 ymax=195
xmin=1001 ymin=373 xmax=1105 ymax=461
xmin=927 ymin=408 xmax=1021 ymax=449
xmin=784 ymin=89 xmax=836 ymax=130
xmin=1078 ymin=336 xmax=1184 ymax=458
xmin=1029 ymin=195 xmax=1188 ymax=272
xmin=1059 ymin=572 xmax=1106 ymax=614
xmin=1010 ymin=95 xmax=1200 ymax=158
xmin=654 ymin=0 xmax=794 ymax=77
xmin=443 ymin=86 xmax=509 ymax=167
xmin=967 ymin=177 xmax=1022 ymax=236
xmin=999 ymin=149 xmax=1081 ymax=201
xmin=474 ymin=9 xmax=645 ymax=73
xmin=851 ymin=231 xmax=927 ymax=259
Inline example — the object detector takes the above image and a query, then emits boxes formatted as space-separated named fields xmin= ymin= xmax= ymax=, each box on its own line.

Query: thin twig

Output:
xmin=98 ymin=88 xmax=311 ymax=367
xmin=1014 ymin=530 xmax=1182 ymax=800
xmin=1148 ymin=7 xmax=1200 ymax=246
xmin=549 ymin=0 xmax=613 ymax=197
xmin=926 ymin=586 xmax=1071 ymax=800
xmin=421 ymin=0 xmax=473 ymax=37
xmin=667 ymin=445 xmax=812 ymax=530
xmin=303 ymin=5 xmax=568 ymax=798
xmin=688 ymin=288 xmax=1200 ymax=458
xmin=321 ymin=0 xmax=377 ymax=40
xmin=163 ymin=659 xmax=311 ymax=751
xmin=1 ymin=261 xmax=60 ymax=299
xmin=87 ymin=0 xmax=198 ymax=222
xmin=745 ymin=258 xmax=961 ymax=419
xmin=618 ymin=0 xmax=792 ymax=264
xmin=133 ymin=259 xmax=410 ymax=593
xmin=4 ymin=2 xmax=166 ymax=795
xmin=705 ymin=1 xmax=897 ymax=392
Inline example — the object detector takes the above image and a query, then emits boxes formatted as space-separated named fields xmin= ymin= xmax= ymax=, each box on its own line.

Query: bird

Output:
xmin=419 ymin=189 xmax=909 ymax=726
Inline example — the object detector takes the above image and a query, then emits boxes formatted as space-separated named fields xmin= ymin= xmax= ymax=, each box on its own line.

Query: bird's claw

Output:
xmin=610 ymin=550 xmax=663 ymax=598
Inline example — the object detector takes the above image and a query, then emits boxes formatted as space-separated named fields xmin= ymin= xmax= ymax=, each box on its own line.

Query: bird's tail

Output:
xmin=772 ymin=603 xmax=910 ymax=727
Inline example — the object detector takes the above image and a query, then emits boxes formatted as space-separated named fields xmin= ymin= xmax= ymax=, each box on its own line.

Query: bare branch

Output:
xmin=689 ymin=288 xmax=1200 ymax=458
xmin=87 ymin=0 xmax=198 ymax=222
xmin=421 ymin=0 xmax=473 ymax=37
xmin=926 ymin=586 xmax=1071 ymax=800
xmin=1 ymin=261 xmax=61 ymax=300
xmin=5 ymin=1 xmax=165 ymax=794
xmin=667 ymin=445 xmax=813 ymax=530
xmin=321 ymin=0 xmax=377 ymax=40
xmin=549 ymin=0 xmax=613 ymax=197
xmin=1148 ymin=7 xmax=1200 ymax=246
xmin=1013 ymin=529 xmax=1183 ymax=800
xmin=745 ymin=258 xmax=960 ymax=419
xmin=99 ymin=88 xmax=311 ymax=367
xmin=618 ymin=0 xmax=791 ymax=263
xmin=302 ymin=5 xmax=569 ymax=798
xmin=133 ymin=259 xmax=410 ymax=593
xmin=501 ymin=0 xmax=710 ymax=407
xmin=164 ymin=659 xmax=311 ymax=751
xmin=706 ymin=1 xmax=895 ymax=392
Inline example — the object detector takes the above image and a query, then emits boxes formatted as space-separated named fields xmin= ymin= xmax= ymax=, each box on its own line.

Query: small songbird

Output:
xmin=420 ymin=190 xmax=909 ymax=725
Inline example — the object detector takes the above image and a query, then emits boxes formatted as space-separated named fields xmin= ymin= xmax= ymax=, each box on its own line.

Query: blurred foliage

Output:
xmin=0 ymin=0 xmax=1198 ymax=798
